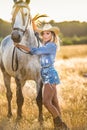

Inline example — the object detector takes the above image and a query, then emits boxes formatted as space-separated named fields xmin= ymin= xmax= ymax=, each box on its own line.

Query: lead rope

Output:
xmin=34 ymin=31 xmax=42 ymax=48
xmin=12 ymin=46 xmax=18 ymax=71
xmin=12 ymin=29 xmax=41 ymax=71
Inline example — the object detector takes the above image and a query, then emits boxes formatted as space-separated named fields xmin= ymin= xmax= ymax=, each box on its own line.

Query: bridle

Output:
xmin=11 ymin=2 xmax=40 ymax=71
xmin=12 ymin=2 xmax=31 ymax=34
xmin=11 ymin=2 xmax=31 ymax=71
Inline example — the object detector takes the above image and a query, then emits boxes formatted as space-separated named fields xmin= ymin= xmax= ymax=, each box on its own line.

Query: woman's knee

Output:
xmin=43 ymin=99 xmax=50 ymax=108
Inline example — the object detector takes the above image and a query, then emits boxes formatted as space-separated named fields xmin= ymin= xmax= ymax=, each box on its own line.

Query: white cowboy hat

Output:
xmin=40 ymin=24 xmax=60 ymax=36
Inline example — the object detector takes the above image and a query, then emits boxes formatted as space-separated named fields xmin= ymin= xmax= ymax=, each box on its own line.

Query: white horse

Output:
xmin=0 ymin=1 xmax=43 ymax=124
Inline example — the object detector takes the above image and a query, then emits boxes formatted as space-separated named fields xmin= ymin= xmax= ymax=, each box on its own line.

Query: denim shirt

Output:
xmin=30 ymin=42 xmax=57 ymax=68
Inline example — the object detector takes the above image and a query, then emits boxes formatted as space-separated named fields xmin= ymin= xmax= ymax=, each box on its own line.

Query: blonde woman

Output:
xmin=15 ymin=24 xmax=69 ymax=130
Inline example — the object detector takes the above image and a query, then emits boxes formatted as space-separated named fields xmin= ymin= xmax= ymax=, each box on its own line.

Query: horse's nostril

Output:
xmin=18 ymin=34 xmax=20 ymax=39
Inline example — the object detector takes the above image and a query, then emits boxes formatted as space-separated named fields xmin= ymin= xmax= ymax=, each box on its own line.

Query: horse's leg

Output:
xmin=2 ymin=70 xmax=12 ymax=117
xmin=36 ymin=80 xmax=43 ymax=125
xmin=15 ymin=78 xmax=24 ymax=119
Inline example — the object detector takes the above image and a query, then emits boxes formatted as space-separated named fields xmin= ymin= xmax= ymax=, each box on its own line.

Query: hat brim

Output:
xmin=40 ymin=27 xmax=60 ymax=35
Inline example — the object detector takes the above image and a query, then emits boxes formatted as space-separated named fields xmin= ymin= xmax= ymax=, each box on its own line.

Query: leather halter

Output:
xmin=11 ymin=2 xmax=41 ymax=71
xmin=12 ymin=2 xmax=31 ymax=33
xmin=11 ymin=2 xmax=31 ymax=71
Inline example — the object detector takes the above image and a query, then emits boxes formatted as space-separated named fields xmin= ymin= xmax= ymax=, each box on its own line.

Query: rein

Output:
xmin=35 ymin=32 xmax=42 ymax=48
xmin=12 ymin=46 xmax=18 ymax=71
xmin=12 ymin=33 xmax=40 ymax=71
xmin=12 ymin=44 xmax=30 ymax=71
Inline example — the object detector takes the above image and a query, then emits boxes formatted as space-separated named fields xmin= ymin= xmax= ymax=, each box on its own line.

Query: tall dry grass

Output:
xmin=0 ymin=44 xmax=87 ymax=130
xmin=56 ymin=44 xmax=87 ymax=59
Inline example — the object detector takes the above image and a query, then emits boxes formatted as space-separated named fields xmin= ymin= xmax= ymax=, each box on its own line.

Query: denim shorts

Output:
xmin=41 ymin=66 xmax=60 ymax=85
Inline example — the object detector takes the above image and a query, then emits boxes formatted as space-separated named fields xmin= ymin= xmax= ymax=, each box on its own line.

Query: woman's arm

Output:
xmin=30 ymin=43 xmax=56 ymax=55
xmin=14 ymin=43 xmax=30 ymax=52
xmin=14 ymin=42 xmax=56 ymax=55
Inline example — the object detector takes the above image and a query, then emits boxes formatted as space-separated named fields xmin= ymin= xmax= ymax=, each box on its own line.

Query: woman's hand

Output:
xmin=14 ymin=42 xmax=19 ymax=48
xmin=14 ymin=43 xmax=30 ymax=52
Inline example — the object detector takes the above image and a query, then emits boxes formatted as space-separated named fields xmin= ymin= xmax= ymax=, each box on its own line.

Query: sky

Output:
xmin=0 ymin=0 xmax=87 ymax=23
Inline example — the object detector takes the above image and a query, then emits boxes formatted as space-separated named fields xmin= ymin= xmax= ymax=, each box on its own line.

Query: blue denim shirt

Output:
xmin=30 ymin=42 xmax=57 ymax=68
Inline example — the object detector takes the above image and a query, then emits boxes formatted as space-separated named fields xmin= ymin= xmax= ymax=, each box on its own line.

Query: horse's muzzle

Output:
xmin=11 ymin=30 xmax=21 ymax=43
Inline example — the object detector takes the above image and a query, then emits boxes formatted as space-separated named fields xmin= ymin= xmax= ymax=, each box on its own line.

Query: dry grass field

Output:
xmin=0 ymin=44 xmax=87 ymax=130
xmin=56 ymin=44 xmax=87 ymax=59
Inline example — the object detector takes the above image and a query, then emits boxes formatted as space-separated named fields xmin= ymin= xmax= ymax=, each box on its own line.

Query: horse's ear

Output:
xmin=13 ymin=0 xmax=17 ymax=3
xmin=26 ymin=0 xmax=30 ymax=4
xmin=13 ymin=0 xmax=30 ymax=4
xmin=13 ymin=0 xmax=23 ymax=3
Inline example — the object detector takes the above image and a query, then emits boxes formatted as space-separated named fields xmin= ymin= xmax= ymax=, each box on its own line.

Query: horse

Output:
xmin=0 ymin=1 xmax=43 ymax=124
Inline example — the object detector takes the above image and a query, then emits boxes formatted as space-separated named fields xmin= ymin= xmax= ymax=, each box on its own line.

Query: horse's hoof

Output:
xmin=16 ymin=115 xmax=22 ymax=121
xmin=40 ymin=121 xmax=43 ymax=126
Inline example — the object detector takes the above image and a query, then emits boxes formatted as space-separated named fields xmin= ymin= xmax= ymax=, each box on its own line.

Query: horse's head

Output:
xmin=11 ymin=1 xmax=31 ymax=43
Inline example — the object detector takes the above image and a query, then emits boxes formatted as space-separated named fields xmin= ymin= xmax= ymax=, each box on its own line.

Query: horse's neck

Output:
xmin=21 ymin=26 xmax=38 ymax=48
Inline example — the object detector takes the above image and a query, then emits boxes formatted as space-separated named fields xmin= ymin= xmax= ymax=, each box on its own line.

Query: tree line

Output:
xmin=0 ymin=19 xmax=87 ymax=45
xmin=0 ymin=19 xmax=11 ymax=39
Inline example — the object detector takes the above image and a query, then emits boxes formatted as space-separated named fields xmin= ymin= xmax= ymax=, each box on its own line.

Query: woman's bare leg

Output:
xmin=52 ymin=85 xmax=61 ymax=116
xmin=42 ymin=83 xmax=60 ymax=118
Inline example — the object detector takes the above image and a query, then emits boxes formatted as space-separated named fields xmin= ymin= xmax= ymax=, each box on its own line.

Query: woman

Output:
xmin=15 ymin=24 xmax=69 ymax=130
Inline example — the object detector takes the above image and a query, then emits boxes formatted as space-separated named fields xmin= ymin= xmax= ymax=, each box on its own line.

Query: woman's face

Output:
xmin=42 ymin=31 xmax=52 ymax=44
